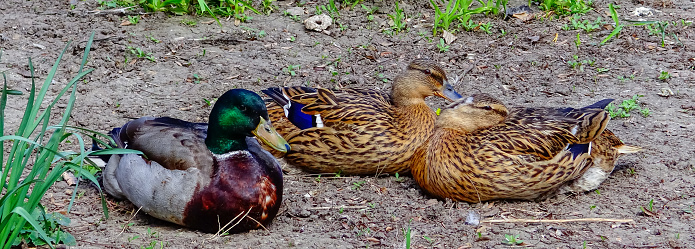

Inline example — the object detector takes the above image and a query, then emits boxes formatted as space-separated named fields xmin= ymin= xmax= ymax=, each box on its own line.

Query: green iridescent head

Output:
xmin=206 ymin=89 xmax=289 ymax=154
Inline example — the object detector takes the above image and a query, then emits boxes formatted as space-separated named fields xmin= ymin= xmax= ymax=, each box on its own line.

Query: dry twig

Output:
xmin=482 ymin=218 xmax=634 ymax=224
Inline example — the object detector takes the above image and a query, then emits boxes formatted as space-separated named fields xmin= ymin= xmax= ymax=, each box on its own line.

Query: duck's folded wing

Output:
xmin=112 ymin=117 xmax=214 ymax=172
xmin=488 ymin=106 xmax=611 ymax=160
xmin=263 ymin=87 xmax=318 ymax=135
xmin=292 ymin=88 xmax=394 ymax=130
xmin=487 ymin=108 xmax=581 ymax=159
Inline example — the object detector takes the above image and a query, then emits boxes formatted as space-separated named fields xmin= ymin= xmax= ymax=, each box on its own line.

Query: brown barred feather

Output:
xmin=412 ymin=94 xmax=641 ymax=202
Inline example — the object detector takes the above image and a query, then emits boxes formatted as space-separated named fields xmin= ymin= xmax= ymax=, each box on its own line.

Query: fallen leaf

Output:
xmin=365 ymin=237 xmax=380 ymax=243
xmin=62 ymin=171 xmax=77 ymax=186
xmin=512 ymin=12 xmax=534 ymax=22
xmin=443 ymin=30 xmax=457 ymax=44
xmin=426 ymin=199 xmax=439 ymax=206
xmin=641 ymin=207 xmax=657 ymax=217
xmin=120 ymin=20 xmax=132 ymax=26
xmin=657 ymin=88 xmax=674 ymax=97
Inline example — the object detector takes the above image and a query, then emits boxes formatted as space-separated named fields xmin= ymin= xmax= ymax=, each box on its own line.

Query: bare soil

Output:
xmin=2 ymin=0 xmax=694 ymax=248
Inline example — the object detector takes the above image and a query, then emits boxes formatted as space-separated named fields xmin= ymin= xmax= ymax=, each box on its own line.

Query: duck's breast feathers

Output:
xmin=111 ymin=116 xmax=213 ymax=172
xmin=183 ymin=149 xmax=283 ymax=232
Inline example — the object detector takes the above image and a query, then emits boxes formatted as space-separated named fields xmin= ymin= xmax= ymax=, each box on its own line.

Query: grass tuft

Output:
xmin=0 ymin=33 xmax=141 ymax=248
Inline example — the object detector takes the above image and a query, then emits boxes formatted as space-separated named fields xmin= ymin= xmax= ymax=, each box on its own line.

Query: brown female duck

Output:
xmin=262 ymin=59 xmax=462 ymax=175
xmin=412 ymin=94 xmax=640 ymax=202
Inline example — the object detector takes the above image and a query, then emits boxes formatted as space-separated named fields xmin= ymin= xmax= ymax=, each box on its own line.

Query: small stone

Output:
xmin=286 ymin=7 xmax=304 ymax=16
xmin=304 ymin=14 xmax=332 ymax=32
xmin=465 ymin=210 xmax=481 ymax=226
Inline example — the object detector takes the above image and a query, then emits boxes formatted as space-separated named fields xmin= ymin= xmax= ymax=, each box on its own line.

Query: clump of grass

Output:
xmin=430 ymin=0 xmax=467 ymax=36
xmin=102 ymin=0 xmax=282 ymax=27
xmin=658 ymin=71 xmax=670 ymax=81
xmin=385 ymin=1 xmax=407 ymax=35
xmin=430 ymin=0 xmax=507 ymax=36
xmin=437 ymin=38 xmax=450 ymax=52
xmin=605 ymin=95 xmax=649 ymax=118
xmin=530 ymin=0 xmax=593 ymax=16
xmin=640 ymin=199 xmax=657 ymax=216
xmin=502 ymin=234 xmax=523 ymax=245
xmin=283 ymin=64 xmax=301 ymax=76
xmin=0 ymin=33 xmax=141 ymax=248
xmin=561 ymin=15 xmax=602 ymax=32
xmin=567 ymin=55 xmax=594 ymax=71
xmin=601 ymin=4 xmax=657 ymax=45
xmin=127 ymin=46 xmax=156 ymax=62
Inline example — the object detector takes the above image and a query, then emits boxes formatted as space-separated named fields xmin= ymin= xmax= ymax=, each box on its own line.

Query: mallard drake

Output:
xmin=102 ymin=89 xmax=290 ymax=233
xmin=262 ymin=59 xmax=462 ymax=175
xmin=412 ymin=94 xmax=640 ymax=202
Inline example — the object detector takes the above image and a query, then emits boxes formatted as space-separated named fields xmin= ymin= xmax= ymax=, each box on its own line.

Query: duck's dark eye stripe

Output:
xmin=493 ymin=108 xmax=508 ymax=117
xmin=424 ymin=70 xmax=444 ymax=84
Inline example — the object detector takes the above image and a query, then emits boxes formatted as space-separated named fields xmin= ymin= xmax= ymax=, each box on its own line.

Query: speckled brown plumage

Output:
xmin=412 ymin=94 xmax=640 ymax=202
xmin=265 ymin=59 xmax=461 ymax=175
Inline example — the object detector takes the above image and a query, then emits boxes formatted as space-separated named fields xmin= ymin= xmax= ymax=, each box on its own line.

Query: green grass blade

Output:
xmin=238 ymin=0 xmax=261 ymax=15
xmin=89 ymin=148 xmax=144 ymax=156
xmin=27 ymin=42 xmax=71 ymax=132
xmin=196 ymin=0 xmax=221 ymax=27
xmin=608 ymin=3 xmax=619 ymax=26
xmin=1 ymin=34 xmax=95 ymax=248
xmin=625 ymin=20 xmax=657 ymax=26
xmin=1 ymin=73 xmax=7 ymax=192
xmin=0 ymin=179 xmax=42 ymax=214
xmin=601 ymin=24 xmax=623 ymax=45
xmin=78 ymin=32 xmax=95 ymax=74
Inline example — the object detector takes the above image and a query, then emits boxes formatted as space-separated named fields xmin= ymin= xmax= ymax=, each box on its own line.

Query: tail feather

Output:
xmin=91 ymin=139 xmax=113 ymax=163
xmin=583 ymin=99 xmax=615 ymax=109
xmin=261 ymin=87 xmax=289 ymax=107
xmin=615 ymin=144 xmax=641 ymax=154
xmin=559 ymin=99 xmax=615 ymax=114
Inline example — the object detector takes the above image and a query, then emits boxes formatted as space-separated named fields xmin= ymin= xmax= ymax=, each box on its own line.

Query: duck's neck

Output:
xmin=205 ymin=134 xmax=248 ymax=154
xmin=389 ymin=100 xmax=436 ymax=142
xmin=390 ymin=76 xmax=436 ymax=129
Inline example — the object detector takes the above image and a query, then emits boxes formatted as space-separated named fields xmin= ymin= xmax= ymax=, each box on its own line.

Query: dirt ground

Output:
xmin=1 ymin=0 xmax=694 ymax=248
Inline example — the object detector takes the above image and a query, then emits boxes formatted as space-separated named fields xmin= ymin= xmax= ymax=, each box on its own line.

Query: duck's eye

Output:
xmin=239 ymin=105 xmax=247 ymax=112
xmin=424 ymin=69 xmax=432 ymax=75
xmin=483 ymin=106 xmax=493 ymax=110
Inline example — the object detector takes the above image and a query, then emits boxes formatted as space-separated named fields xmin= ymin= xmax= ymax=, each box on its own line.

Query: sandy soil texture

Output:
xmin=1 ymin=0 xmax=694 ymax=248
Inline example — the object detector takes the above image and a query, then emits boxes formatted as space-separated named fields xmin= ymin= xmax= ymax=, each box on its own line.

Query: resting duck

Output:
xmin=103 ymin=89 xmax=290 ymax=233
xmin=262 ymin=59 xmax=462 ymax=175
xmin=411 ymin=94 xmax=640 ymax=202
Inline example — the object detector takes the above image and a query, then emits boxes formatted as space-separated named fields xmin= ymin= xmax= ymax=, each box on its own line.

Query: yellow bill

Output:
xmin=252 ymin=117 xmax=290 ymax=153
